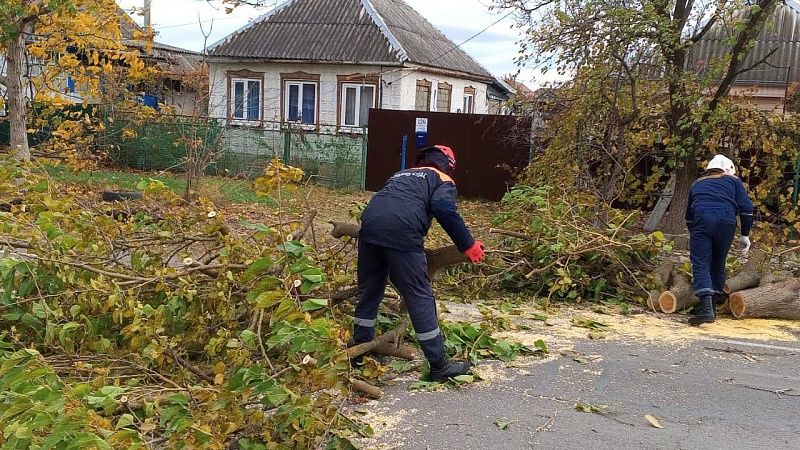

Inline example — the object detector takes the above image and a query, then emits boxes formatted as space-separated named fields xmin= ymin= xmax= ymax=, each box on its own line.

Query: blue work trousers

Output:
xmin=689 ymin=209 xmax=737 ymax=297
xmin=353 ymin=240 xmax=444 ymax=362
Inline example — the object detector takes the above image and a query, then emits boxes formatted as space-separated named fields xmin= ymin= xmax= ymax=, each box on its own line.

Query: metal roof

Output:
xmin=209 ymin=0 xmax=494 ymax=80
xmin=687 ymin=1 xmax=800 ymax=85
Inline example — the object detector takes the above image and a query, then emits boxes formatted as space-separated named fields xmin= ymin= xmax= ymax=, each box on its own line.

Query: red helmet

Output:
xmin=417 ymin=145 xmax=456 ymax=172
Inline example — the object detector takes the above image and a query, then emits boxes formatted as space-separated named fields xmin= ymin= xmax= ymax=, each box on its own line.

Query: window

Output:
xmin=462 ymin=93 xmax=474 ymax=114
xmin=341 ymin=84 xmax=376 ymax=127
xmin=415 ymin=80 xmax=431 ymax=111
xmin=462 ymin=86 xmax=476 ymax=114
xmin=437 ymin=82 xmax=452 ymax=112
xmin=231 ymin=79 xmax=261 ymax=121
xmin=285 ymin=81 xmax=317 ymax=124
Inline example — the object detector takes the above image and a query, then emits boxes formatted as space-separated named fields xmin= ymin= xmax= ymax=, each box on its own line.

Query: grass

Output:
xmin=43 ymin=165 xmax=274 ymax=205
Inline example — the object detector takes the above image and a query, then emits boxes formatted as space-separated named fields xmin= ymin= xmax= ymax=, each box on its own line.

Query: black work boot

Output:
xmin=690 ymin=293 xmax=728 ymax=315
xmin=713 ymin=293 xmax=728 ymax=308
xmin=688 ymin=295 xmax=715 ymax=326
xmin=429 ymin=355 xmax=471 ymax=382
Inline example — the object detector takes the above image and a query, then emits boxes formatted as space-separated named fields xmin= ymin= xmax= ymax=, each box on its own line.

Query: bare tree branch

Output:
xmin=688 ymin=1 xmax=729 ymax=44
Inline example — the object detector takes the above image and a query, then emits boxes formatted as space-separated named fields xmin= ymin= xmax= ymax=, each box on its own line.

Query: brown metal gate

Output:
xmin=366 ymin=110 xmax=531 ymax=201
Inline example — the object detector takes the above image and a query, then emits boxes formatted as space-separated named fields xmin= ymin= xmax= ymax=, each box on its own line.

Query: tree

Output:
xmin=0 ymin=1 xmax=150 ymax=162
xmin=497 ymin=0 xmax=779 ymax=233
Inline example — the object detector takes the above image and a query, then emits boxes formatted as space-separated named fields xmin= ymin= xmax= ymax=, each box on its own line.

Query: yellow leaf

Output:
xmin=214 ymin=373 xmax=224 ymax=385
xmin=645 ymin=414 xmax=663 ymax=429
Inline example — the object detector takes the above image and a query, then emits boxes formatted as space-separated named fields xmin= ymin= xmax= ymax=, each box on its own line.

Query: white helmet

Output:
xmin=706 ymin=154 xmax=736 ymax=176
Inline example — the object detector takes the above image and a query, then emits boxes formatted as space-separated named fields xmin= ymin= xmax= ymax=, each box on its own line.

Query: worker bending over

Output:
xmin=685 ymin=154 xmax=754 ymax=325
xmin=352 ymin=145 xmax=485 ymax=381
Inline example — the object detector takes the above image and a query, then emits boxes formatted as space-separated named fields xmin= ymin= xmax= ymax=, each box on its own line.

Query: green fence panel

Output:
xmin=102 ymin=118 xmax=367 ymax=190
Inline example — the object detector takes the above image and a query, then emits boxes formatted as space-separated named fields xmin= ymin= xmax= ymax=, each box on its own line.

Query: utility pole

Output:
xmin=144 ymin=0 xmax=152 ymax=30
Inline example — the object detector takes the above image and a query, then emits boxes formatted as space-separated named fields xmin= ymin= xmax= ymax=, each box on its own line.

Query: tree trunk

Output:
xmin=724 ymin=248 xmax=769 ymax=294
xmin=6 ymin=27 xmax=31 ymax=161
xmin=660 ymin=156 xmax=696 ymax=235
xmin=729 ymin=279 xmax=800 ymax=319
xmin=658 ymin=271 xmax=695 ymax=313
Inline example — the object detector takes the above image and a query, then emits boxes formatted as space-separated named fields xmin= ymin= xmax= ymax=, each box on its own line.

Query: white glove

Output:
xmin=740 ymin=236 xmax=751 ymax=254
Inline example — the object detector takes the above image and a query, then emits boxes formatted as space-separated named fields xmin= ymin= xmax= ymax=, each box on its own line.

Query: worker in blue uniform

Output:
xmin=685 ymin=154 xmax=754 ymax=325
xmin=351 ymin=145 xmax=486 ymax=381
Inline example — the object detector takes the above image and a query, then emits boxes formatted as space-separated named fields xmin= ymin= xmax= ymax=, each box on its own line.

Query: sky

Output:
xmin=116 ymin=0 xmax=556 ymax=88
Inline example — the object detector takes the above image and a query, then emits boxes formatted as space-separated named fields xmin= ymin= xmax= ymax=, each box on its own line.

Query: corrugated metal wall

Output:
xmin=688 ymin=3 xmax=800 ymax=84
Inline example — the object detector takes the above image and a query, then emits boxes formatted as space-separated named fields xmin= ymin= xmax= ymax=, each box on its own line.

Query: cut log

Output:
xmin=729 ymin=279 xmax=800 ymax=320
xmin=351 ymin=379 xmax=382 ymax=399
xmin=724 ymin=248 xmax=769 ymax=294
xmin=654 ymin=261 xmax=674 ymax=289
xmin=373 ymin=343 xmax=417 ymax=360
xmin=330 ymin=221 xmax=361 ymax=239
xmin=658 ymin=271 xmax=696 ymax=314
xmin=647 ymin=290 xmax=661 ymax=312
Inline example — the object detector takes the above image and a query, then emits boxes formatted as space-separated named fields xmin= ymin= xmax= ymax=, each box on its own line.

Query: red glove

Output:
xmin=465 ymin=241 xmax=486 ymax=264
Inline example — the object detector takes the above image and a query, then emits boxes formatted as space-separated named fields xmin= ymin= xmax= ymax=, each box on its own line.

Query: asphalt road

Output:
xmin=356 ymin=335 xmax=800 ymax=449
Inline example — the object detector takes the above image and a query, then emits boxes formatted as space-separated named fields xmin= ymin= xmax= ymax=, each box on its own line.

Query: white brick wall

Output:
xmin=207 ymin=61 xmax=491 ymax=126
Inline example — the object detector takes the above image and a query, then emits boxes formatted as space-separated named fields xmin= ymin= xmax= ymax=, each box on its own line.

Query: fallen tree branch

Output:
xmin=290 ymin=210 xmax=318 ymax=241
xmin=489 ymin=228 xmax=534 ymax=240
xmin=346 ymin=318 xmax=411 ymax=358
xmin=373 ymin=343 xmax=417 ymax=360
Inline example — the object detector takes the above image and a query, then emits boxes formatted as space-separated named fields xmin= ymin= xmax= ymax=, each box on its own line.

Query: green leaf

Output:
xmin=239 ymin=219 xmax=275 ymax=234
xmin=534 ymin=339 xmax=548 ymax=354
xmin=300 ymin=298 xmax=328 ymax=312
xmin=282 ymin=241 xmax=307 ymax=258
xmin=301 ymin=268 xmax=326 ymax=284
xmin=243 ymin=256 xmax=275 ymax=281
xmin=494 ymin=420 xmax=510 ymax=431
xmin=453 ymin=374 xmax=474 ymax=384
xmin=389 ymin=360 xmax=413 ymax=373
xmin=570 ymin=317 xmax=611 ymax=331
xmin=239 ymin=330 xmax=257 ymax=348
xmin=115 ymin=414 xmax=135 ymax=430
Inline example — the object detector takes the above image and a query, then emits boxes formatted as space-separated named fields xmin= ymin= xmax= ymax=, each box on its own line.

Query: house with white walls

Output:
xmin=206 ymin=0 xmax=508 ymax=131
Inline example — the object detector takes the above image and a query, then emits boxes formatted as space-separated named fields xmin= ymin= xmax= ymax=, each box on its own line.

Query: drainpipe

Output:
xmin=783 ymin=65 xmax=792 ymax=117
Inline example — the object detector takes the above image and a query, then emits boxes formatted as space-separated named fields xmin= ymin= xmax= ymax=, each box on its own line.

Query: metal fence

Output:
xmin=105 ymin=116 xmax=367 ymax=190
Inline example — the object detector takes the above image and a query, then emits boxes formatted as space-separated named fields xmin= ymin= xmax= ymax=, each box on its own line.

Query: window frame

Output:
xmin=462 ymin=86 xmax=477 ymax=114
xmin=284 ymin=81 xmax=319 ymax=125
xmin=226 ymin=69 xmax=264 ymax=125
xmin=339 ymin=82 xmax=377 ymax=128
xmin=436 ymin=82 xmax=452 ymax=112
xmin=415 ymin=79 xmax=432 ymax=112
xmin=230 ymin=77 xmax=263 ymax=122
xmin=280 ymin=71 xmax=322 ymax=129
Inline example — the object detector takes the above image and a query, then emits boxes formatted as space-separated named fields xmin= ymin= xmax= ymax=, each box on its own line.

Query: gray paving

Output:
xmin=360 ymin=336 xmax=800 ymax=449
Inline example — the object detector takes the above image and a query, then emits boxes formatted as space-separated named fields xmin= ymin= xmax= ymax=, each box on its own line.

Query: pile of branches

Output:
xmin=0 ymin=161 xmax=532 ymax=448
xmin=0 ymin=162 xmax=369 ymax=448
xmin=486 ymin=185 xmax=668 ymax=303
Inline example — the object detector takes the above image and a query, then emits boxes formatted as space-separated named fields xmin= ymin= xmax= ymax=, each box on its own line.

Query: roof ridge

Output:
xmin=207 ymin=0 xmax=297 ymax=53
xmin=360 ymin=0 xmax=408 ymax=62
